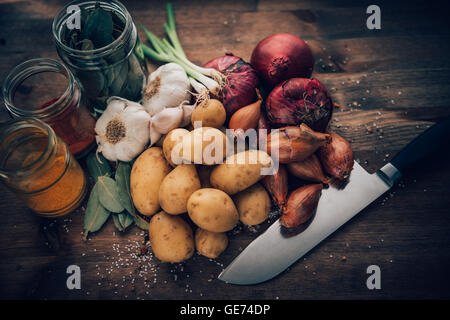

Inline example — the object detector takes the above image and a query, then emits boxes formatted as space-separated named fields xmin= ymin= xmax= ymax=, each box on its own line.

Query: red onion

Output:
xmin=251 ymin=33 xmax=314 ymax=88
xmin=266 ymin=78 xmax=333 ymax=132
xmin=203 ymin=54 xmax=259 ymax=116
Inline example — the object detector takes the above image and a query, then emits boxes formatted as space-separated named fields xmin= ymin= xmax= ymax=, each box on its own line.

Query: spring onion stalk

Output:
xmin=140 ymin=3 xmax=224 ymax=96
xmin=189 ymin=77 xmax=207 ymax=94
xmin=161 ymin=38 xmax=225 ymax=85
xmin=165 ymin=3 xmax=186 ymax=58
xmin=189 ymin=77 xmax=209 ymax=104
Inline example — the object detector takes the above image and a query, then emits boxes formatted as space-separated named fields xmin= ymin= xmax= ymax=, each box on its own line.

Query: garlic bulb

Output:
xmin=95 ymin=97 xmax=151 ymax=162
xmin=142 ymin=63 xmax=191 ymax=116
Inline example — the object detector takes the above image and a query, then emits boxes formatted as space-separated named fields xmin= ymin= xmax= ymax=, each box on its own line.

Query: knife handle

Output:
xmin=390 ymin=116 xmax=450 ymax=175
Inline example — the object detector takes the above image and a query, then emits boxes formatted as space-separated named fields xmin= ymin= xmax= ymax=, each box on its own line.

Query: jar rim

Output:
xmin=1 ymin=58 xmax=75 ymax=119
xmin=0 ymin=117 xmax=57 ymax=177
xmin=52 ymin=0 xmax=133 ymax=57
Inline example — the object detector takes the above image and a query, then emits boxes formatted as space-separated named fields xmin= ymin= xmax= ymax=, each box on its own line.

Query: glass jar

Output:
xmin=2 ymin=58 xmax=96 ymax=158
xmin=0 ymin=118 xmax=87 ymax=218
xmin=52 ymin=0 xmax=147 ymax=112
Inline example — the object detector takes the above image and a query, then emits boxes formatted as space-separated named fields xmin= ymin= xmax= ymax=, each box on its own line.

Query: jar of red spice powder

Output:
xmin=2 ymin=58 xmax=96 ymax=157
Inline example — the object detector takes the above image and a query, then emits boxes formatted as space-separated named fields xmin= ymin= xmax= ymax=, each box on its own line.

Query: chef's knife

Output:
xmin=219 ymin=117 xmax=450 ymax=285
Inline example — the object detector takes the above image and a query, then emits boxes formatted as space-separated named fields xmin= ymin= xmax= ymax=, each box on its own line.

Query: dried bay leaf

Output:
xmin=81 ymin=7 xmax=114 ymax=48
xmin=97 ymin=176 xmax=124 ymax=213
xmin=115 ymin=161 xmax=147 ymax=230
xmin=112 ymin=213 xmax=124 ymax=231
xmin=115 ymin=161 xmax=134 ymax=214
xmin=83 ymin=183 xmax=111 ymax=239
xmin=86 ymin=151 xmax=111 ymax=181
xmin=133 ymin=214 xmax=149 ymax=230
xmin=118 ymin=212 xmax=134 ymax=230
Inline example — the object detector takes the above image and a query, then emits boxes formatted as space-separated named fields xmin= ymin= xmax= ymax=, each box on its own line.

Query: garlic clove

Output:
xmin=180 ymin=104 xmax=194 ymax=127
xmin=149 ymin=120 xmax=162 ymax=147
xmin=151 ymin=106 xmax=183 ymax=134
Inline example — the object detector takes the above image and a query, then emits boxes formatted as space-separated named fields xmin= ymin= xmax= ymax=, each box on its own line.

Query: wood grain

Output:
xmin=0 ymin=0 xmax=450 ymax=300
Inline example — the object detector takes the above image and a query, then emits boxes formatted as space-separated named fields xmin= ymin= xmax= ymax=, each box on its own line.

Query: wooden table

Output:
xmin=1 ymin=0 xmax=450 ymax=300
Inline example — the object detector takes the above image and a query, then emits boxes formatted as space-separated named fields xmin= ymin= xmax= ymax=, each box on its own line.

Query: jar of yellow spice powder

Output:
xmin=0 ymin=118 xmax=86 ymax=217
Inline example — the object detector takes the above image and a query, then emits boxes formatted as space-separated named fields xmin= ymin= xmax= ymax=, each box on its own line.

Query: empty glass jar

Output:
xmin=2 ymin=58 xmax=96 ymax=158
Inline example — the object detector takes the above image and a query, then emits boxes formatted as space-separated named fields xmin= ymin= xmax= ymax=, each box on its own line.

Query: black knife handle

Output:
xmin=391 ymin=116 xmax=450 ymax=174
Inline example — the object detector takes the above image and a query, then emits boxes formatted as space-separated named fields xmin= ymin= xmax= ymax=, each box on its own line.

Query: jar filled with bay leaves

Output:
xmin=52 ymin=0 xmax=147 ymax=113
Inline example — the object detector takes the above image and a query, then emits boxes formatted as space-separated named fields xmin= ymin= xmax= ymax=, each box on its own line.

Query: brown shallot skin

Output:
xmin=257 ymin=111 xmax=270 ymax=146
xmin=228 ymin=90 xmax=262 ymax=133
xmin=318 ymin=131 xmax=354 ymax=181
xmin=287 ymin=154 xmax=331 ymax=184
xmin=280 ymin=184 xmax=323 ymax=229
xmin=262 ymin=165 xmax=289 ymax=208
xmin=264 ymin=124 xmax=331 ymax=163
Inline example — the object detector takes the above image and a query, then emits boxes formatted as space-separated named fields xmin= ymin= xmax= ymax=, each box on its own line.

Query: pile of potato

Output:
xmin=129 ymin=100 xmax=274 ymax=263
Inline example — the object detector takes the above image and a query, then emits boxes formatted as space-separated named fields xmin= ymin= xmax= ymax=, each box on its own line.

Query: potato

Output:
xmin=181 ymin=127 xmax=227 ymax=165
xmin=149 ymin=211 xmax=194 ymax=263
xmin=159 ymin=164 xmax=201 ymax=214
xmin=191 ymin=99 xmax=226 ymax=128
xmin=195 ymin=228 xmax=228 ymax=259
xmin=163 ymin=128 xmax=189 ymax=167
xmin=233 ymin=183 xmax=271 ymax=226
xmin=210 ymin=150 xmax=273 ymax=195
xmin=131 ymin=147 xmax=171 ymax=216
xmin=187 ymin=188 xmax=239 ymax=232
xmin=196 ymin=165 xmax=214 ymax=188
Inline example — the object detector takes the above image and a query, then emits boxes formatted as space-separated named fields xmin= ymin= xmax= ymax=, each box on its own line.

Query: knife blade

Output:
xmin=219 ymin=117 xmax=450 ymax=285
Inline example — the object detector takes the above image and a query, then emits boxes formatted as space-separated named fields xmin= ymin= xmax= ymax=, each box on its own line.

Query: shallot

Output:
xmin=281 ymin=184 xmax=323 ymax=229
xmin=264 ymin=124 xmax=331 ymax=163
xmin=318 ymin=131 xmax=354 ymax=181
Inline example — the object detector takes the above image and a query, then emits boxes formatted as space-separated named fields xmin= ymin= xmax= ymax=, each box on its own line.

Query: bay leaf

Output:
xmin=133 ymin=214 xmax=149 ymax=230
xmin=115 ymin=161 xmax=134 ymax=214
xmin=83 ymin=183 xmax=111 ymax=239
xmin=79 ymin=39 xmax=94 ymax=50
xmin=115 ymin=161 xmax=147 ymax=230
xmin=118 ymin=212 xmax=134 ymax=230
xmin=97 ymin=176 xmax=124 ymax=213
xmin=77 ymin=70 xmax=105 ymax=97
xmin=112 ymin=213 xmax=124 ymax=231
xmin=81 ymin=7 xmax=114 ymax=49
xmin=86 ymin=151 xmax=111 ymax=181
xmin=109 ymin=60 xmax=129 ymax=95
